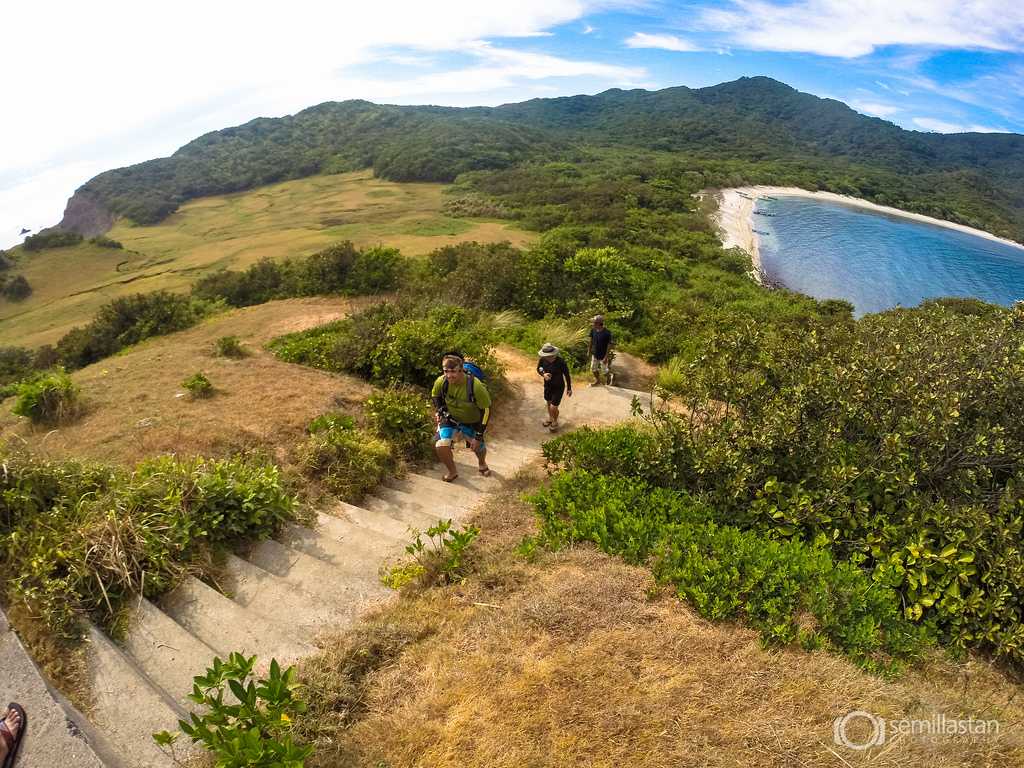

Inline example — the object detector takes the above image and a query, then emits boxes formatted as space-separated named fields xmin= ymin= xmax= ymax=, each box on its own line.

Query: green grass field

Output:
xmin=0 ymin=170 xmax=534 ymax=348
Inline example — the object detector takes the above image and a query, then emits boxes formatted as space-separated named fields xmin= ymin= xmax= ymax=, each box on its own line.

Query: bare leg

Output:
xmin=0 ymin=707 xmax=22 ymax=762
xmin=435 ymin=444 xmax=458 ymax=481
xmin=477 ymin=445 xmax=490 ymax=475
xmin=548 ymin=403 xmax=560 ymax=425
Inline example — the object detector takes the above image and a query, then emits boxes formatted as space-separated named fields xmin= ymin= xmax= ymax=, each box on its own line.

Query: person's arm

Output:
xmin=475 ymin=383 xmax=492 ymax=435
xmin=430 ymin=378 xmax=446 ymax=422
xmin=537 ymin=361 xmax=546 ymax=377
xmin=561 ymin=358 xmax=572 ymax=393
xmin=587 ymin=330 xmax=593 ymax=358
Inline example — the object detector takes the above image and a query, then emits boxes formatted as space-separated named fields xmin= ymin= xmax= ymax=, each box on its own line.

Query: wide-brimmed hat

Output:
xmin=591 ymin=314 xmax=605 ymax=324
xmin=538 ymin=343 xmax=559 ymax=357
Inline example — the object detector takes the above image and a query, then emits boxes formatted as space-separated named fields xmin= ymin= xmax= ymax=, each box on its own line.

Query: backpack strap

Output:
xmin=440 ymin=375 xmax=476 ymax=406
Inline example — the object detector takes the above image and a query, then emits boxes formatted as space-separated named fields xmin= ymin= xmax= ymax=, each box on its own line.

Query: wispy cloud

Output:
xmin=850 ymin=100 xmax=902 ymax=118
xmin=699 ymin=0 xmax=1024 ymax=58
xmin=583 ymin=24 xmax=596 ymax=34
xmin=625 ymin=32 xmax=702 ymax=52
xmin=912 ymin=116 xmax=1009 ymax=133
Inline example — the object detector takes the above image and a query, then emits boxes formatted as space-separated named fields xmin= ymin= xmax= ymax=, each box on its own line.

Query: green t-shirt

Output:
xmin=431 ymin=374 xmax=491 ymax=425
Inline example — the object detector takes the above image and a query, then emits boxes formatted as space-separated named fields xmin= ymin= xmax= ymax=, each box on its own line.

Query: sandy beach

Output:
xmin=714 ymin=186 xmax=1024 ymax=285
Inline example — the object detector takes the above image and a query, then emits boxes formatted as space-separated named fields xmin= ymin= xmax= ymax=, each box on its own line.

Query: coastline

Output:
xmin=714 ymin=185 xmax=1024 ymax=287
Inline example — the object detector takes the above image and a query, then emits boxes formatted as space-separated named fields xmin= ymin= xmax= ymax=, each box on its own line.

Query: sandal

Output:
xmin=442 ymin=473 xmax=458 ymax=483
xmin=478 ymin=466 xmax=491 ymax=477
xmin=1 ymin=703 xmax=26 ymax=768
xmin=542 ymin=419 xmax=552 ymax=427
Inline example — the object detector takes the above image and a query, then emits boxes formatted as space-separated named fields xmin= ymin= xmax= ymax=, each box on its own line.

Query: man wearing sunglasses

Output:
xmin=431 ymin=352 xmax=492 ymax=482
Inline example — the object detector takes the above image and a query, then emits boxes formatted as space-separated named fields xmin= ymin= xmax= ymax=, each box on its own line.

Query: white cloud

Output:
xmin=850 ymin=100 xmax=902 ymax=118
xmin=583 ymin=24 xmax=596 ymax=34
xmin=699 ymin=0 xmax=1024 ymax=58
xmin=911 ymin=116 xmax=1007 ymax=133
xmin=625 ymin=32 xmax=702 ymax=52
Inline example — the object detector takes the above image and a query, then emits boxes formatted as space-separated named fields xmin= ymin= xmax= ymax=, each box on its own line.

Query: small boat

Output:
xmin=736 ymin=191 xmax=754 ymax=199
xmin=752 ymin=228 xmax=770 ymax=235
xmin=760 ymin=195 xmax=778 ymax=201
xmin=753 ymin=210 xmax=776 ymax=217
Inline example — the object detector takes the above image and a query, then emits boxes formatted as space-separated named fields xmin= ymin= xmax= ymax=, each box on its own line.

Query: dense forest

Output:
xmin=59 ymin=77 xmax=1024 ymax=241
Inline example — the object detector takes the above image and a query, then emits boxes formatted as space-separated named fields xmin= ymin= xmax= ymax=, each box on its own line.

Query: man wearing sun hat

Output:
xmin=537 ymin=342 xmax=572 ymax=433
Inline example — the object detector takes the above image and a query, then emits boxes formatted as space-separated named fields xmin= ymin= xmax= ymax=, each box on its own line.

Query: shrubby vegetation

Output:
xmin=214 ymin=335 xmax=247 ymax=358
xmin=2 ymin=275 xmax=31 ymax=301
xmin=22 ymin=230 xmax=83 ymax=251
xmin=182 ymin=371 xmax=214 ymax=398
xmin=192 ymin=242 xmax=401 ymax=307
xmin=88 ymin=235 xmax=123 ymax=249
xmin=269 ymin=301 xmax=501 ymax=390
xmin=56 ymin=291 xmax=215 ymax=370
xmin=382 ymin=519 xmax=480 ymax=590
xmin=0 ymin=452 xmax=295 ymax=637
xmin=155 ymin=653 xmax=313 ymax=767
xmin=365 ymin=387 xmax=434 ymax=463
xmin=296 ymin=414 xmax=393 ymax=502
xmin=530 ymin=471 xmax=929 ymax=673
xmin=543 ymin=301 xmax=1024 ymax=665
xmin=11 ymin=369 xmax=79 ymax=424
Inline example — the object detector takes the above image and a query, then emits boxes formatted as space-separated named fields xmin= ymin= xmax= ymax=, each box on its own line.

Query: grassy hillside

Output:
xmin=1 ymin=170 xmax=531 ymax=347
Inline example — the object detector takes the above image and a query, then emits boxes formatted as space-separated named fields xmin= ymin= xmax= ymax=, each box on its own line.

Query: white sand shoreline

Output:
xmin=713 ymin=186 xmax=1024 ymax=286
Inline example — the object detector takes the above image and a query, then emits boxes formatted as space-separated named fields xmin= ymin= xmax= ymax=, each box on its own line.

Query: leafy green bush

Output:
xmin=22 ymin=230 xmax=83 ymax=251
xmin=2 ymin=453 xmax=294 ymax=637
xmin=56 ymin=291 xmax=214 ymax=370
xmin=365 ymin=387 xmax=433 ymax=462
xmin=214 ymin=335 xmax=247 ymax=358
xmin=88 ymin=236 xmax=123 ymax=249
xmin=347 ymin=245 xmax=402 ymax=294
xmin=297 ymin=414 xmax=393 ymax=501
xmin=546 ymin=302 xmax=1024 ymax=664
xmin=11 ymin=369 xmax=80 ymax=424
xmin=0 ymin=347 xmax=35 ymax=388
xmin=271 ymin=302 xmax=502 ymax=390
xmin=154 ymin=652 xmax=313 ymax=767
xmin=182 ymin=372 xmax=214 ymax=398
xmin=529 ymin=471 xmax=931 ymax=673
xmin=2 ymin=275 xmax=31 ymax=301
xmin=382 ymin=519 xmax=480 ymax=590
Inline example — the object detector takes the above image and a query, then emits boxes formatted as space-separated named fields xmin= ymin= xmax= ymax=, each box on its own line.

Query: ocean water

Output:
xmin=754 ymin=196 xmax=1024 ymax=315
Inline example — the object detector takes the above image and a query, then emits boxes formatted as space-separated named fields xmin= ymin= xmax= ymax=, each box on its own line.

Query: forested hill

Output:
xmin=60 ymin=76 xmax=1024 ymax=241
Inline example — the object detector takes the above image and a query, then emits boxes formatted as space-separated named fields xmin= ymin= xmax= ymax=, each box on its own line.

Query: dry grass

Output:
xmin=0 ymin=297 xmax=378 ymax=468
xmin=297 ymin=466 xmax=1024 ymax=768
xmin=1 ymin=170 xmax=535 ymax=348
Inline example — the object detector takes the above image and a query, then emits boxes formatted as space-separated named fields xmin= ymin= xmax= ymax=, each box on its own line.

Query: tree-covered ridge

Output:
xmin=61 ymin=76 xmax=1024 ymax=240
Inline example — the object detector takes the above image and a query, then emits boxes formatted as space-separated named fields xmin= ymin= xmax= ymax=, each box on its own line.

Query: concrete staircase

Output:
xmin=9 ymin=384 xmax=647 ymax=767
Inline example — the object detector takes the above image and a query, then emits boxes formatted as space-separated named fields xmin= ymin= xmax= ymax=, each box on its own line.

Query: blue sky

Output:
xmin=3 ymin=0 xmax=1024 ymax=247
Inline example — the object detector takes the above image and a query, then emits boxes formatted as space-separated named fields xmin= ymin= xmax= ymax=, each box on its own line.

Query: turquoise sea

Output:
xmin=754 ymin=196 xmax=1024 ymax=316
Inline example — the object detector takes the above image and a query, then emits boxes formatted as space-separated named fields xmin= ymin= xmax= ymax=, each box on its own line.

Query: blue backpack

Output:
xmin=441 ymin=360 xmax=487 ymax=405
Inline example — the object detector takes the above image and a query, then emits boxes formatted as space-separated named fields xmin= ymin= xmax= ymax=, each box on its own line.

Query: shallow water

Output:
xmin=755 ymin=197 xmax=1024 ymax=315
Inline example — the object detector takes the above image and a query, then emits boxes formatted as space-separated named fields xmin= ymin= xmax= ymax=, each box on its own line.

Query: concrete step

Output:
xmin=279 ymin=523 xmax=405 ymax=581
xmin=247 ymin=539 xmax=392 ymax=613
xmin=220 ymin=553 xmax=356 ymax=636
xmin=329 ymin=502 xmax=415 ymax=542
xmin=386 ymin=472 xmax=481 ymax=516
xmin=309 ymin=512 xmax=406 ymax=555
xmin=121 ymin=597 xmax=219 ymax=709
xmin=85 ymin=626 xmax=186 ymax=768
xmin=160 ymin=576 xmax=315 ymax=666
xmin=0 ymin=608 xmax=109 ymax=768
xmin=363 ymin=488 xmax=456 ymax=530
xmin=421 ymin=463 xmax=504 ymax=494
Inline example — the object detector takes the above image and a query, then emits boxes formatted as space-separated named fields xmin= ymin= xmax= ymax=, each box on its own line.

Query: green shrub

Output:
xmin=529 ymin=470 xmax=931 ymax=673
xmin=0 ymin=346 xmax=35 ymax=388
xmin=22 ymin=230 xmax=83 ymax=251
xmin=2 ymin=275 xmax=31 ymax=301
xmin=154 ymin=652 xmax=313 ymax=767
xmin=56 ymin=291 xmax=214 ymax=370
xmin=11 ymin=370 xmax=80 ymax=424
xmin=382 ymin=519 xmax=480 ymax=590
xmin=182 ymin=372 xmax=214 ymax=398
xmin=365 ymin=387 xmax=433 ymax=462
xmin=89 ymin=236 xmax=123 ymax=249
xmin=2 ymin=453 xmax=294 ymax=637
xmin=348 ymin=245 xmax=402 ymax=294
xmin=297 ymin=415 xmax=393 ymax=501
xmin=214 ymin=335 xmax=247 ymax=358
xmin=267 ymin=319 xmax=349 ymax=373
xmin=0 ymin=251 xmax=10 ymax=270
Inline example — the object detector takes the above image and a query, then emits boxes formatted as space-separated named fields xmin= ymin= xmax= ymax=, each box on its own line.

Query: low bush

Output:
xmin=382 ymin=519 xmax=480 ymax=590
xmin=56 ymin=291 xmax=214 ymax=370
xmin=11 ymin=369 xmax=80 ymax=424
xmin=1 ymin=453 xmax=294 ymax=637
xmin=214 ymin=335 xmax=247 ymax=358
xmin=529 ymin=471 xmax=931 ymax=673
xmin=88 ymin=236 xmax=123 ymax=249
xmin=154 ymin=652 xmax=314 ymax=767
xmin=297 ymin=414 xmax=393 ymax=501
xmin=182 ymin=372 xmax=214 ymax=398
xmin=22 ymin=230 xmax=83 ymax=251
xmin=0 ymin=347 xmax=34 ymax=388
xmin=2 ymin=275 xmax=31 ymax=301
xmin=365 ymin=387 xmax=433 ymax=463
xmin=0 ymin=251 xmax=10 ymax=270
xmin=270 ymin=301 xmax=502 ymax=391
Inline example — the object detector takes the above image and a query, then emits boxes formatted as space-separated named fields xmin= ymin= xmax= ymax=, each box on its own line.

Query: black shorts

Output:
xmin=544 ymin=382 xmax=565 ymax=406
